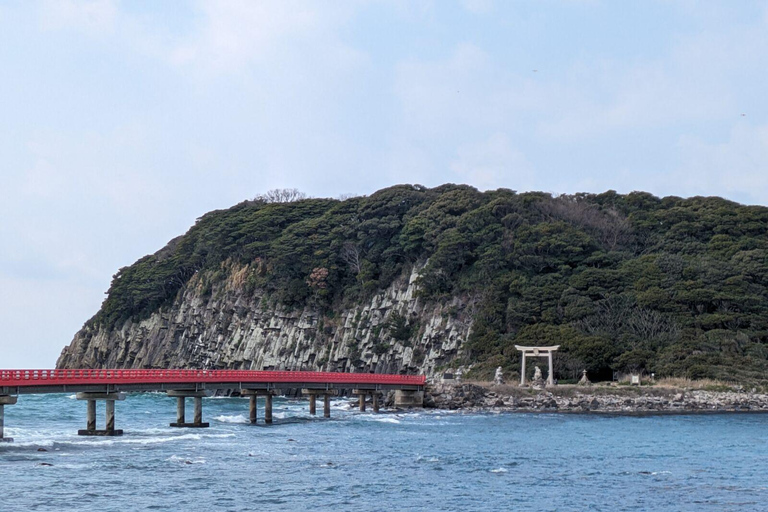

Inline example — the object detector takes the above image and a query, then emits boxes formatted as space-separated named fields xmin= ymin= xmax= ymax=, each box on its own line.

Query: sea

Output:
xmin=1 ymin=393 xmax=766 ymax=512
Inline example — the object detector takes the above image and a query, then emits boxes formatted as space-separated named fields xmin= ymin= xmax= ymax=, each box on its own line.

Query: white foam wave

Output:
xmin=365 ymin=416 xmax=400 ymax=424
xmin=489 ymin=468 xmax=508 ymax=473
xmin=167 ymin=455 xmax=206 ymax=464
xmin=214 ymin=414 xmax=249 ymax=424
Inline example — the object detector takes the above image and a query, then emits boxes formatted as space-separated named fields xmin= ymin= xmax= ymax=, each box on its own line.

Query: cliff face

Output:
xmin=54 ymin=186 xmax=768 ymax=383
xmin=57 ymin=262 xmax=473 ymax=377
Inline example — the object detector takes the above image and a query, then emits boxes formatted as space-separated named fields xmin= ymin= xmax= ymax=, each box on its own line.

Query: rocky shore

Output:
xmin=424 ymin=382 xmax=768 ymax=413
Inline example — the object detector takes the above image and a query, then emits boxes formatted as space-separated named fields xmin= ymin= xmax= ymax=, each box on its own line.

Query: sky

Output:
xmin=1 ymin=0 xmax=767 ymax=368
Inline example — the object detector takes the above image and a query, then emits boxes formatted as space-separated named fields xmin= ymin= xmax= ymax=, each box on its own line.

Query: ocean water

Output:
xmin=1 ymin=393 xmax=767 ymax=511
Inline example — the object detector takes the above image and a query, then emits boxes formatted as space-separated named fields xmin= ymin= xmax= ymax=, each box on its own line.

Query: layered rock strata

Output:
xmin=58 ymin=264 xmax=473 ymax=378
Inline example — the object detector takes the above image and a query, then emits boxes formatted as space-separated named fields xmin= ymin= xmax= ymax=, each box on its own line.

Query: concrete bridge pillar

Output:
xmin=394 ymin=389 xmax=424 ymax=408
xmin=242 ymin=390 xmax=277 ymax=425
xmin=302 ymin=389 xmax=338 ymax=418
xmin=249 ymin=395 xmax=257 ymax=424
xmin=353 ymin=389 xmax=380 ymax=413
xmin=372 ymin=392 xmax=380 ymax=413
xmin=176 ymin=397 xmax=186 ymax=425
xmin=265 ymin=393 xmax=273 ymax=424
xmin=0 ymin=395 xmax=18 ymax=442
xmin=167 ymin=390 xmax=210 ymax=428
xmin=76 ymin=392 xmax=125 ymax=436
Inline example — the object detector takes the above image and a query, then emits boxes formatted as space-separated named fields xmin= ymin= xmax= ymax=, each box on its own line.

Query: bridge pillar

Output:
xmin=167 ymin=390 xmax=210 ymax=428
xmin=302 ymin=389 xmax=338 ymax=418
xmin=249 ymin=395 xmax=257 ymax=424
xmin=265 ymin=393 xmax=273 ymax=424
xmin=242 ymin=390 xmax=277 ymax=425
xmin=372 ymin=392 xmax=380 ymax=413
xmin=394 ymin=389 xmax=424 ymax=408
xmin=76 ymin=392 xmax=125 ymax=436
xmin=353 ymin=389 xmax=376 ymax=412
xmin=0 ymin=395 xmax=18 ymax=442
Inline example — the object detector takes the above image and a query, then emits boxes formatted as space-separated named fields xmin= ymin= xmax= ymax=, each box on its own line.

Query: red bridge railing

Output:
xmin=0 ymin=369 xmax=426 ymax=387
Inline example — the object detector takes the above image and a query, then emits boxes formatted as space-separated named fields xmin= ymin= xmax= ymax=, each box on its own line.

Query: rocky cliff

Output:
xmin=57 ymin=261 xmax=474 ymax=377
xmin=54 ymin=185 xmax=768 ymax=383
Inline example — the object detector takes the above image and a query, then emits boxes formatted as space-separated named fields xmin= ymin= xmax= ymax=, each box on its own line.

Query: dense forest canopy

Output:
xmin=93 ymin=184 xmax=768 ymax=382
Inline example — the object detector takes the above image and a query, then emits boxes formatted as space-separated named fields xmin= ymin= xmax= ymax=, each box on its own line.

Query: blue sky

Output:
xmin=1 ymin=0 xmax=767 ymax=367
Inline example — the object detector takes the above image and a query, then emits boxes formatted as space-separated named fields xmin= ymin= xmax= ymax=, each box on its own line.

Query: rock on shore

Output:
xmin=425 ymin=383 xmax=768 ymax=413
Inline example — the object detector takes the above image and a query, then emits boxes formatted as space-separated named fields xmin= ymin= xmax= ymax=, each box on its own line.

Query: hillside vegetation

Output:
xmin=91 ymin=184 xmax=768 ymax=383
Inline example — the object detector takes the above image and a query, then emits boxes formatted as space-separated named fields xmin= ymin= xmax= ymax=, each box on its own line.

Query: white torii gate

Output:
xmin=515 ymin=345 xmax=560 ymax=387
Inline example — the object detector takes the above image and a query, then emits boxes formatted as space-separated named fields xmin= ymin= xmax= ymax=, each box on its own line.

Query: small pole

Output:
xmin=0 ymin=405 xmax=4 ymax=440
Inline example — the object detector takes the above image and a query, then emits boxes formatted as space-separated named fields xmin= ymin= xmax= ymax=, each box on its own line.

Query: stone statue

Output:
xmin=455 ymin=369 xmax=463 ymax=383
xmin=493 ymin=367 xmax=504 ymax=385
xmin=531 ymin=365 xmax=545 ymax=389
xmin=578 ymin=369 xmax=591 ymax=386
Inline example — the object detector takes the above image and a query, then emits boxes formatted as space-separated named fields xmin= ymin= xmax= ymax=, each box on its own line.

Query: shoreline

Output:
xmin=423 ymin=382 xmax=768 ymax=415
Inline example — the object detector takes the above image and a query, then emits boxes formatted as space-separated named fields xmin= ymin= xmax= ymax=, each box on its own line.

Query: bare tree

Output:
xmin=254 ymin=188 xmax=307 ymax=203
xmin=340 ymin=241 xmax=361 ymax=275
xmin=540 ymin=194 xmax=633 ymax=251
xmin=574 ymin=295 xmax=680 ymax=349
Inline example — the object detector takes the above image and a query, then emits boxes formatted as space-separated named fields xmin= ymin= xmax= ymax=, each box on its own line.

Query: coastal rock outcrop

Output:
xmin=57 ymin=264 xmax=473 ymax=378
xmin=426 ymin=383 xmax=768 ymax=413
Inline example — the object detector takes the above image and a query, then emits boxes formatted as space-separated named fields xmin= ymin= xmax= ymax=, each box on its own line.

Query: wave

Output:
xmin=214 ymin=414 xmax=249 ymax=424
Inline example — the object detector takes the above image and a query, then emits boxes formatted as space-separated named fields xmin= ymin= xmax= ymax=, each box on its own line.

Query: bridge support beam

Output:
xmin=76 ymin=392 xmax=125 ymax=436
xmin=167 ymin=390 xmax=210 ymax=428
xmin=242 ymin=390 xmax=278 ymax=425
xmin=302 ymin=389 xmax=338 ymax=418
xmin=0 ymin=395 xmax=18 ymax=442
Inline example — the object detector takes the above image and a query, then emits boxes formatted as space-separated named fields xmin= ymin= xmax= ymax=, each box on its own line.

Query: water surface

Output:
xmin=1 ymin=393 xmax=766 ymax=511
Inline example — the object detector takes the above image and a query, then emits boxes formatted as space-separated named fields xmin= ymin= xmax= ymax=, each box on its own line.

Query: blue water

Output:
xmin=1 ymin=394 xmax=767 ymax=511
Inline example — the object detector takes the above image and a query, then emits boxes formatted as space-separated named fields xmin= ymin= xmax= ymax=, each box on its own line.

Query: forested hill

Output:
xmin=75 ymin=184 xmax=768 ymax=382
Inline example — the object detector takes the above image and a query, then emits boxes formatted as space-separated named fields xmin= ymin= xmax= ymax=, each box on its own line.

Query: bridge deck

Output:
xmin=0 ymin=369 xmax=426 ymax=395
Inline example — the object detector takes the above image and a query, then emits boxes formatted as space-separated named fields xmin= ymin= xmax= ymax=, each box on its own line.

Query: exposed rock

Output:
xmin=57 ymin=264 xmax=474 ymax=379
xmin=424 ymin=382 xmax=768 ymax=413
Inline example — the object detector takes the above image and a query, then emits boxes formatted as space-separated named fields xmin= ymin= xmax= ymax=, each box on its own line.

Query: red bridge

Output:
xmin=0 ymin=369 xmax=426 ymax=441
